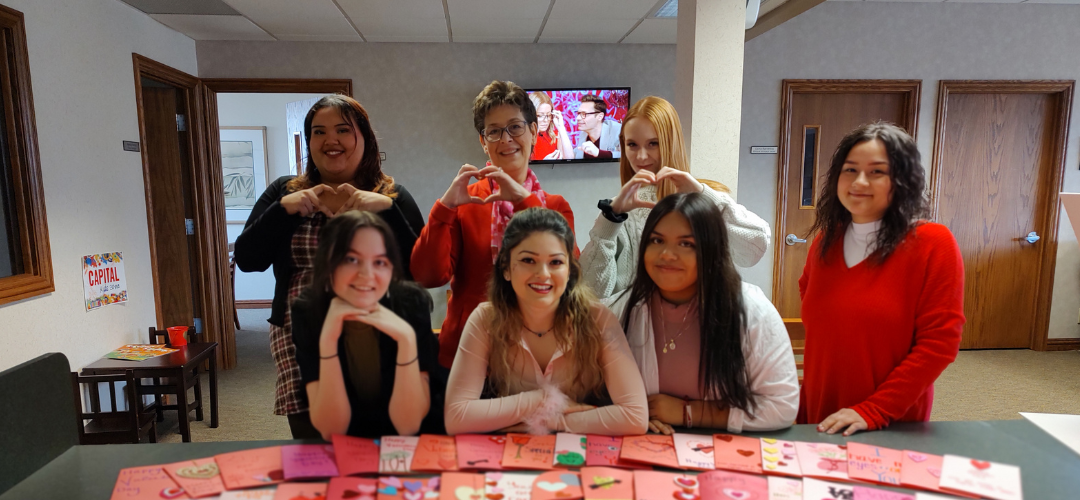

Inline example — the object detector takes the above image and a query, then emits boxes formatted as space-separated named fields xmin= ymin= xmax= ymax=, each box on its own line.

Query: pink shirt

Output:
xmin=650 ymin=293 xmax=703 ymax=400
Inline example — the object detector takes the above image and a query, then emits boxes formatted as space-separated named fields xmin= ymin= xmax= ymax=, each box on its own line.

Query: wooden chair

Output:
xmin=142 ymin=326 xmax=203 ymax=426
xmin=229 ymin=242 xmax=240 ymax=330
xmin=784 ymin=319 xmax=805 ymax=385
xmin=71 ymin=370 xmax=156 ymax=444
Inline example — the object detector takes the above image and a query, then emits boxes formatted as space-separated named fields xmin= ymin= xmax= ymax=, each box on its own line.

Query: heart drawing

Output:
xmin=722 ymin=489 xmax=749 ymax=499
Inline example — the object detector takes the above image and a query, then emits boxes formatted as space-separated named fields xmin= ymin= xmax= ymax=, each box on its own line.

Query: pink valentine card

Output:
xmin=672 ymin=433 xmax=715 ymax=471
xmin=939 ymin=455 xmax=1022 ymax=500
xmin=619 ymin=435 xmax=679 ymax=469
xmin=440 ymin=473 xmax=485 ymax=500
xmin=795 ymin=442 xmax=849 ymax=481
xmin=712 ymin=434 xmax=763 ymax=475
xmin=554 ymin=433 xmax=588 ymax=467
xmin=853 ymin=486 xmax=914 ymax=500
xmin=532 ymin=471 xmax=584 ymax=500
xmin=274 ymin=482 xmax=329 ymax=500
xmin=632 ymin=471 xmax=698 ymax=500
xmin=283 ymin=444 xmax=340 ymax=480
xmin=486 ymin=472 xmax=535 ymax=500
xmin=847 ymin=443 xmax=903 ymax=486
xmin=220 ymin=489 xmax=277 ymax=500
xmin=900 ymin=450 xmax=971 ymax=497
xmin=914 ymin=494 xmax=958 ymax=500
xmin=802 ymin=477 xmax=853 ymax=500
xmin=766 ymin=476 xmax=802 ymax=500
xmin=162 ymin=458 xmax=224 ymax=498
xmin=379 ymin=436 xmax=420 ymax=474
xmin=216 ymin=446 xmax=285 ymax=490
xmin=412 ymin=434 xmax=460 ymax=472
xmin=698 ymin=470 xmax=768 ymax=500
xmin=457 ymin=434 xmax=506 ymax=470
xmin=328 ymin=477 xmax=378 ymax=500
xmin=377 ymin=476 xmax=440 ymax=500
xmin=580 ymin=467 xmax=634 ymax=500
xmin=503 ymin=434 xmax=557 ymax=470
xmin=110 ymin=466 xmax=187 ymax=500
xmin=332 ymin=434 xmax=380 ymax=476
xmin=759 ymin=439 xmax=801 ymax=477
xmin=585 ymin=435 xmax=651 ymax=470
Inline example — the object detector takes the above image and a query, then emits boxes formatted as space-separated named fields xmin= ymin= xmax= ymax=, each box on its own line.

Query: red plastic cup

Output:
xmin=166 ymin=326 xmax=188 ymax=347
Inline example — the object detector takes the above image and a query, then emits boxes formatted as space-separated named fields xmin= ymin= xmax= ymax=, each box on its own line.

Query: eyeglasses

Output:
xmin=537 ymin=113 xmax=552 ymax=120
xmin=575 ymin=111 xmax=603 ymax=118
xmin=483 ymin=121 xmax=528 ymax=142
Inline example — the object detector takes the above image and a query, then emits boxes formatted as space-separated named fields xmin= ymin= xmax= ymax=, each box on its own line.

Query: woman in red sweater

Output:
xmin=411 ymin=81 xmax=575 ymax=367
xmin=797 ymin=122 xmax=965 ymax=436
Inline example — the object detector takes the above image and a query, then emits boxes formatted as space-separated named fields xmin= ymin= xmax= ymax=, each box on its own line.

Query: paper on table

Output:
xmin=1020 ymin=412 xmax=1080 ymax=457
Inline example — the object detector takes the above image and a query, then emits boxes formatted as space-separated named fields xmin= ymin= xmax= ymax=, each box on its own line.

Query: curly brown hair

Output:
xmin=472 ymin=80 xmax=537 ymax=135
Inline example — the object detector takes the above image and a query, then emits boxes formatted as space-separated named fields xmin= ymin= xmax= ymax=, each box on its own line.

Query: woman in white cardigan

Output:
xmin=581 ymin=96 xmax=771 ymax=300
xmin=605 ymin=192 xmax=798 ymax=434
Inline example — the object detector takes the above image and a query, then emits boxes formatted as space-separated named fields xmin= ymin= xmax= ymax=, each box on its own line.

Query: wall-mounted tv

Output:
xmin=526 ymin=88 xmax=631 ymax=164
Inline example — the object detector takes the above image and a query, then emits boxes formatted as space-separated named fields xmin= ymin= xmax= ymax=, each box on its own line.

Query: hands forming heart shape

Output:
xmin=610 ymin=167 xmax=703 ymax=214
xmin=440 ymin=164 xmax=532 ymax=209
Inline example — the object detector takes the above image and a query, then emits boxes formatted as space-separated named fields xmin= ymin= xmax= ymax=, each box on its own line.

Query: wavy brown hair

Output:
xmin=486 ymin=208 xmax=605 ymax=399
xmin=472 ymin=80 xmax=537 ymax=135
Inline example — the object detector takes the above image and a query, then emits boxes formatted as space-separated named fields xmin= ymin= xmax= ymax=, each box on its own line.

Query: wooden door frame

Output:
xmin=772 ymin=80 xmax=923 ymax=308
xmin=929 ymin=80 xmax=1075 ymax=352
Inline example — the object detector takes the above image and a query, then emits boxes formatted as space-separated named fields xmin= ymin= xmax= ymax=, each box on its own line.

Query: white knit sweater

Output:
xmin=580 ymin=185 xmax=772 ymax=299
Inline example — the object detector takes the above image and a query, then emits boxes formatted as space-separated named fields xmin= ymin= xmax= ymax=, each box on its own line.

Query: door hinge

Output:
xmin=194 ymin=318 xmax=203 ymax=334
xmin=185 ymin=218 xmax=195 ymax=235
xmin=176 ymin=114 xmax=187 ymax=132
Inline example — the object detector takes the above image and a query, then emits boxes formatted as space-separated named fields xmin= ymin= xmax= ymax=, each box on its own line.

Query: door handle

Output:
xmin=1023 ymin=231 xmax=1040 ymax=244
xmin=786 ymin=234 xmax=807 ymax=246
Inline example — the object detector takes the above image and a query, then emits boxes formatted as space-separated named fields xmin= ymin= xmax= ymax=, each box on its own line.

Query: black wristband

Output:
xmin=598 ymin=199 xmax=628 ymax=223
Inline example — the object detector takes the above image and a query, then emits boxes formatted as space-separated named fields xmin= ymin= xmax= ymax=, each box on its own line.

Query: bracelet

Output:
xmin=320 ymin=352 xmax=338 ymax=359
xmin=683 ymin=398 xmax=693 ymax=429
xmin=396 ymin=354 xmax=419 ymax=366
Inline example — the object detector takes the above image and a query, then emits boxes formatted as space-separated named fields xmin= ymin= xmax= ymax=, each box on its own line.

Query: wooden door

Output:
xmin=931 ymin=81 xmax=1073 ymax=350
xmin=773 ymin=81 xmax=922 ymax=326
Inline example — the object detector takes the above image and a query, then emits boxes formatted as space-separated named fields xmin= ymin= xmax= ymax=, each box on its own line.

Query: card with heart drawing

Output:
xmin=502 ymin=434 xmax=556 ymax=470
xmin=619 ymin=435 xmax=679 ymax=469
xmin=766 ymin=476 xmax=802 ymax=500
xmin=672 ymin=433 xmax=715 ymax=471
xmin=852 ymin=486 xmax=913 ymax=500
xmin=712 ymin=434 xmax=762 ymax=475
xmin=162 ymin=458 xmax=224 ymax=498
xmin=698 ymin=469 xmax=768 ymax=500
xmin=332 ymin=435 xmax=380 ymax=476
xmin=110 ymin=465 xmax=188 ymax=500
xmin=898 ymin=450 xmax=977 ymax=498
xmin=795 ymin=442 xmax=849 ymax=481
xmin=631 ymin=470 xmax=698 ymax=500
xmin=377 ymin=476 xmax=441 ymax=500
xmin=758 ymin=438 xmax=801 ymax=477
xmin=802 ymin=477 xmax=854 ymax=500
xmin=846 ymin=443 xmax=902 ymax=486
xmin=274 ymin=482 xmax=329 ymax=500
xmin=531 ymin=470 xmax=584 ymax=500
xmin=327 ymin=477 xmax=378 ymax=500
xmin=439 ymin=473 xmax=485 ymax=500
xmin=554 ymin=433 xmax=588 ymax=468
xmin=580 ymin=467 xmax=634 ymax=500
xmin=216 ymin=446 xmax=285 ymax=490
xmin=282 ymin=443 xmax=339 ymax=480
xmin=938 ymin=455 xmax=1022 ymax=500
xmin=485 ymin=472 xmax=535 ymax=500
xmin=379 ymin=436 xmax=420 ymax=474
xmin=412 ymin=434 xmax=460 ymax=472
xmin=585 ymin=435 xmax=651 ymax=470
xmin=457 ymin=435 xmax=507 ymax=471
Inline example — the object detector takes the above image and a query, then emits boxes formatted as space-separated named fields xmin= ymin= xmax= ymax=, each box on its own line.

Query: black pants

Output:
xmin=287 ymin=411 xmax=322 ymax=440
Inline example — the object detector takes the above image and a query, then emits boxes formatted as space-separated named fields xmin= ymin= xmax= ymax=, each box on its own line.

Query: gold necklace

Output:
xmin=658 ymin=298 xmax=694 ymax=354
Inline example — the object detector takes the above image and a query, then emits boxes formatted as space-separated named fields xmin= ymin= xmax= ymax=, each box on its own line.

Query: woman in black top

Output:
xmin=292 ymin=211 xmax=443 ymax=439
xmin=234 ymin=95 xmax=425 ymax=438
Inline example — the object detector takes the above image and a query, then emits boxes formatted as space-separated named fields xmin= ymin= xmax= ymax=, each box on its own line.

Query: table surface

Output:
xmin=82 ymin=342 xmax=218 ymax=372
xmin=2 ymin=420 xmax=1076 ymax=499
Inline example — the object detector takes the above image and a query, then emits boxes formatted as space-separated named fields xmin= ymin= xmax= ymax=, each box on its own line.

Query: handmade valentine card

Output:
xmin=580 ymin=467 xmax=634 ymax=500
xmin=766 ymin=476 xmax=802 ymax=500
xmin=485 ymin=472 xmax=535 ymax=500
xmin=439 ymin=473 xmax=485 ymax=500
xmin=847 ymin=443 xmax=902 ymax=486
xmin=503 ymin=434 xmax=556 ymax=470
xmin=457 ymin=434 xmax=506 ymax=470
xmin=672 ymin=433 xmax=715 ymax=471
xmin=899 ymin=451 xmax=958 ymax=496
xmin=802 ymin=477 xmax=854 ymax=500
xmin=283 ymin=444 xmax=340 ymax=480
xmin=162 ymin=458 xmax=224 ymax=498
xmin=853 ymin=486 xmax=913 ymax=500
xmin=712 ymin=434 xmax=763 ymax=474
xmin=216 ymin=446 xmax=285 ymax=490
xmin=412 ymin=434 xmax=459 ymax=472
xmin=274 ymin=482 xmax=329 ymax=500
xmin=619 ymin=435 xmax=679 ymax=469
xmin=632 ymin=471 xmax=697 ymax=500
xmin=938 ymin=455 xmax=1022 ymax=500
xmin=914 ymin=494 xmax=957 ymax=500
xmin=554 ymin=433 xmax=588 ymax=467
xmin=377 ymin=476 xmax=440 ymax=500
xmin=379 ymin=436 xmax=420 ymax=474
xmin=585 ymin=435 xmax=651 ymax=470
xmin=328 ymin=477 xmax=378 ymax=500
xmin=795 ymin=442 xmax=849 ymax=481
xmin=110 ymin=466 xmax=187 ymax=500
xmin=220 ymin=489 xmax=277 ymax=500
xmin=759 ymin=438 xmax=801 ymax=477
xmin=698 ymin=470 xmax=768 ymax=500
xmin=332 ymin=435 xmax=380 ymax=476
xmin=531 ymin=471 xmax=584 ymax=500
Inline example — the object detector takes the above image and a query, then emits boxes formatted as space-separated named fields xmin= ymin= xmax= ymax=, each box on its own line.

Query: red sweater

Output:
xmin=411 ymin=179 xmax=576 ymax=367
xmin=796 ymin=222 xmax=965 ymax=430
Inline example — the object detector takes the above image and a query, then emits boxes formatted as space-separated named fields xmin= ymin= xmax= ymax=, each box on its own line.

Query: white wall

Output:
xmin=738 ymin=2 xmax=1080 ymax=339
xmin=0 ymin=0 xmax=196 ymax=372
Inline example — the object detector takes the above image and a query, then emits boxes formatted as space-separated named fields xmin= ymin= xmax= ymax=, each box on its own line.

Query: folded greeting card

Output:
xmin=485 ymin=472 xmax=535 ymax=500
xmin=802 ymin=477 xmax=854 ymax=500
xmin=766 ymin=476 xmax=802 ymax=500
xmin=220 ymin=488 xmax=277 ymax=500
xmin=503 ymin=434 xmax=556 ymax=470
xmin=899 ymin=451 xmax=964 ymax=497
xmin=274 ymin=482 xmax=329 ymax=500
xmin=759 ymin=439 xmax=801 ymax=477
xmin=853 ymin=486 xmax=913 ymax=500
xmin=554 ymin=433 xmax=588 ymax=467
xmin=328 ymin=477 xmax=378 ymax=500
xmin=332 ymin=435 xmax=380 ymax=476
xmin=377 ymin=476 xmax=440 ymax=500
xmin=672 ymin=433 xmax=715 ymax=471
xmin=457 ymin=434 xmax=506 ymax=470
xmin=283 ymin=444 xmax=340 ymax=480
xmin=712 ymin=434 xmax=763 ymax=475
xmin=586 ymin=436 xmax=650 ymax=470
xmin=216 ymin=446 xmax=285 ymax=490
xmin=632 ymin=471 xmax=697 ymax=500
xmin=847 ymin=443 xmax=902 ymax=486
xmin=698 ymin=470 xmax=768 ymax=500
xmin=162 ymin=458 xmax=224 ymax=498
xmin=439 ymin=473 xmax=485 ymax=500
xmin=938 ymin=455 xmax=1022 ymax=500
xmin=412 ymin=434 xmax=459 ymax=472
xmin=110 ymin=466 xmax=187 ymax=500
xmin=531 ymin=471 xmax=584 ymax=500
xmin=379 ymin=436 xmax=420 ymax=474
xmin=795 ymin=442 xmax=849 ymax=481
xmin=580 ymin=467 xmax=634 ymax=500
xmin=619 ymin=435 xmax=679 ymax=469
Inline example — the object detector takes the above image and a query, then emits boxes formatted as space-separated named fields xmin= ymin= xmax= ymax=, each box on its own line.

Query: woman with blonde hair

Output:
xmin=529 ymin=91 xmax=574 ymax=161
xmin=580 ymin=96 xmax=771 ymax=299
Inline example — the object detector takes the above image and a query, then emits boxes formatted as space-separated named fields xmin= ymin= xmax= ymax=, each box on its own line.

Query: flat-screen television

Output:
xmin=526 ymin=88 xmax=631 ymax=164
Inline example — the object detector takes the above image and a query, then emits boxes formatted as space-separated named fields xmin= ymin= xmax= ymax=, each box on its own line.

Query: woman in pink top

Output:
xmin=445 ymin=208 xmax=648 ymax=435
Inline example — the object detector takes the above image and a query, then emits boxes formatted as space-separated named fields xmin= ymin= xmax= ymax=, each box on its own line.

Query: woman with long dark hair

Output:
xmin=234 ymin=94 xmax=425 ymax=438
xmin=607 ymin=193 xmax=798 ymax=434
xmin=798 ymin=122 xmax=965 ymax=436
xmin=444 ymin=208 xmax=647 ymax=435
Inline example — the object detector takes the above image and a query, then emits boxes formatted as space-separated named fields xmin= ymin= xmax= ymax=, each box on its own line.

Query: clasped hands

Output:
xmin=610 ymin=167 xmax=704 ymax=214
xmin=440 ymin=164 xmax=532 ymax=209
xmin=281 ymin=183 xmax=393 ymax=218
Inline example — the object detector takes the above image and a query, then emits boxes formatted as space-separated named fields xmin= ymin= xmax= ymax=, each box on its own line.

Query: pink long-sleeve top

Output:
xmin=444 ymin=302 xmax=649 ymax=436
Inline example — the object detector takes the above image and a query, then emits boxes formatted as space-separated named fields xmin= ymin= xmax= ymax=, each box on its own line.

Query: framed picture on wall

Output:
xmin=221 ymin=126 xmax=269 ymax=223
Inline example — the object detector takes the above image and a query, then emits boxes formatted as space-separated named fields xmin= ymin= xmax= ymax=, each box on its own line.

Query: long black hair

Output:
xmin=807 ymin=121 xmax=928 ymax=263
xmin=620 ymin=193 xmax=755 ymax=414
xmin=301 ymin=210 xmax=403 ymax=309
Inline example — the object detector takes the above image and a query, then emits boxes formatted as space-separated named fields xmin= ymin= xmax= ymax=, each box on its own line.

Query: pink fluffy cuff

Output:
xmin=522 ymin=383 xmax=570 ymax=435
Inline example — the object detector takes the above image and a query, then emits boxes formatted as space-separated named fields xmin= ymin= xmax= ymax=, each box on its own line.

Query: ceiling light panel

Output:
xmin=150 ymin=14 xmax=275 ymax=40
xmin=447 ymin=0 xmax=547 ymax=41
xmin=337 ymin=0 xmax=449 ymax=42
xmin=653 ymin=0 xmax=677 ymax=18
xmin=222 ymin=0 xmax=361 ymax=41
xmin=621 ymin=18 xmax=676 ymax=44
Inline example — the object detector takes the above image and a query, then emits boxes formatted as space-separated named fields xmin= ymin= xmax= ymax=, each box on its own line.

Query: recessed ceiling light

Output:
xmin=654 ymin=0 xmax=678 ymax=18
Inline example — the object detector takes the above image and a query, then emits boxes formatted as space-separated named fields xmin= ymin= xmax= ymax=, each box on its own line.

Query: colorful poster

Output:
xmin=83 ymin=252 xmax=128 ymax=311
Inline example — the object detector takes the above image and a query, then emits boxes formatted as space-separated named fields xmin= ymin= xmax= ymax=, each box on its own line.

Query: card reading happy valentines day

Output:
xmin=938 ymin=455 xmax=1022 ymax=500
xmin=846 ymin=443 xmax=903 ymax=486
xmin=698 ymin=470 xmax=769 ymax=500
xmin=580 ymin=467 xmax=634 ymax=500
xmin=759 ymin=439 xmax=801 ymax=477
xmin=632 ymin=471 xmax=697 ymax=500
xmin=672 ymin=433 xmax=715 ymax=471
xmin=412 ymin=434 xmax=459 ymax=472
xmin=554 ymin=433 xmax=588 ymax=467
xmin=531 ymin=471 xmax=584 ymax=500
xmin=162 ymin=458 xmax=224 ymax=498
xmin=712 ymin=434 xmax=763 ymax=475
xmin=332 ymin=435 xmax=380 ymax=476
xmin=457 ymin=434 xmax=506 ymax=470
xmin=379 ymin=436 xmax=420 ymax=474
xmin=216 ymin=446 xmax=285 ymax=490
xmin=586 ymin=436 xmax=651 ymax=470
xmin=110 ymin=466 xmax=187 ymax=500
xmin=503 ymin=434 xmax=556 ymax=470
xmin=619 ymin=435 xmax=679 ymax=469
xmin=327 ymin=477 xmax=378 ymax=500
xmin=795 ymin=442 xmax=849 ymax=481
xmin=282 ymin=443 xmax=339 ymax=480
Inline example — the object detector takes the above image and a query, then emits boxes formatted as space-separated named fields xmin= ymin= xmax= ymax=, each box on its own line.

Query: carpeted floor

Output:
xmin=155 ymin=309 xmax=1080 ymax=442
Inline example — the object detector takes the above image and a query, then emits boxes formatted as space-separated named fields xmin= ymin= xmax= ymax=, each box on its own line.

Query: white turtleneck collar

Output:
xmin=844 ymin=219 xmax=882 ymax=267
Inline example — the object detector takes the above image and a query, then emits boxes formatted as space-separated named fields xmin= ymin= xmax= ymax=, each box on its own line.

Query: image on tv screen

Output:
xmin=526 ymin=88 xmax=630 ymax=163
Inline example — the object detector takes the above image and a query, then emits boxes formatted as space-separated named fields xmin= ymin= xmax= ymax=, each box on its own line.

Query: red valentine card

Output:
xmin=377 ymin=476 xmax=440 ymax=500
xmin=619 ymin=435 xmax=679 ymax=469
xmin=412 ymin=434 xmax=459 ymax=472
xmin=275 ymin=482 xmax=329 ymax=500
xmin=485 ymin=472 xmax=535 ymax=500
xmin=672 ymin=433 xmax=715 ymax=471
xmin=456 ymin=434 xmax=506 ymax=470
xmin=110 ymin=466 xmax=187 ymax=500
xmin=758 ymin=438 xmax=800 ymax=477
xmin=585 ymin=436 xmax=651 ymax=470
xmin=216 ymin=446 xmax=285 ymax=490
xmin=503 ymin=434 xmax=557 ymax=470
xmin=853 ymin=486 xmax=914 ymax=500
xmin=554 ymin=433 xmax=588 ymax=467
xmin=698 ymin=470 xmax=768 ymax=500
xmin=439 ymin=473 xmax=485 ymax=500
xmin=332 ymin=434 xmax=380 ymax=476
xmin=795 ymin=442 xmax=849 ymax=481
xmin=847 ymin=443 xmax=903 ymax=486
xmin=532 ymin=471 xmax=583 ymax=500
xmin=328 ymin=477 xmax=378 ymax=500
xmin=766 ymin=476 xmax=803 ymax=500
xmin=712 ymin=434 xmax=762 ymax=475
xmin=580 ymin=467 xmax=634 ymax=500
xmin=162 ymin=458 xmax=224 ymax=498
xmin=802 ymin=477 xmax=853 ymax=500
xmin=632 ymin=471 xmax=698 ymax=500
xmin=283 ymin=444 xmax=339 ymax=480
xmin=939 ymin=455 xmax=1022 ymax=500
xmin=380 ymin=436 xmax=420 ymax=474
